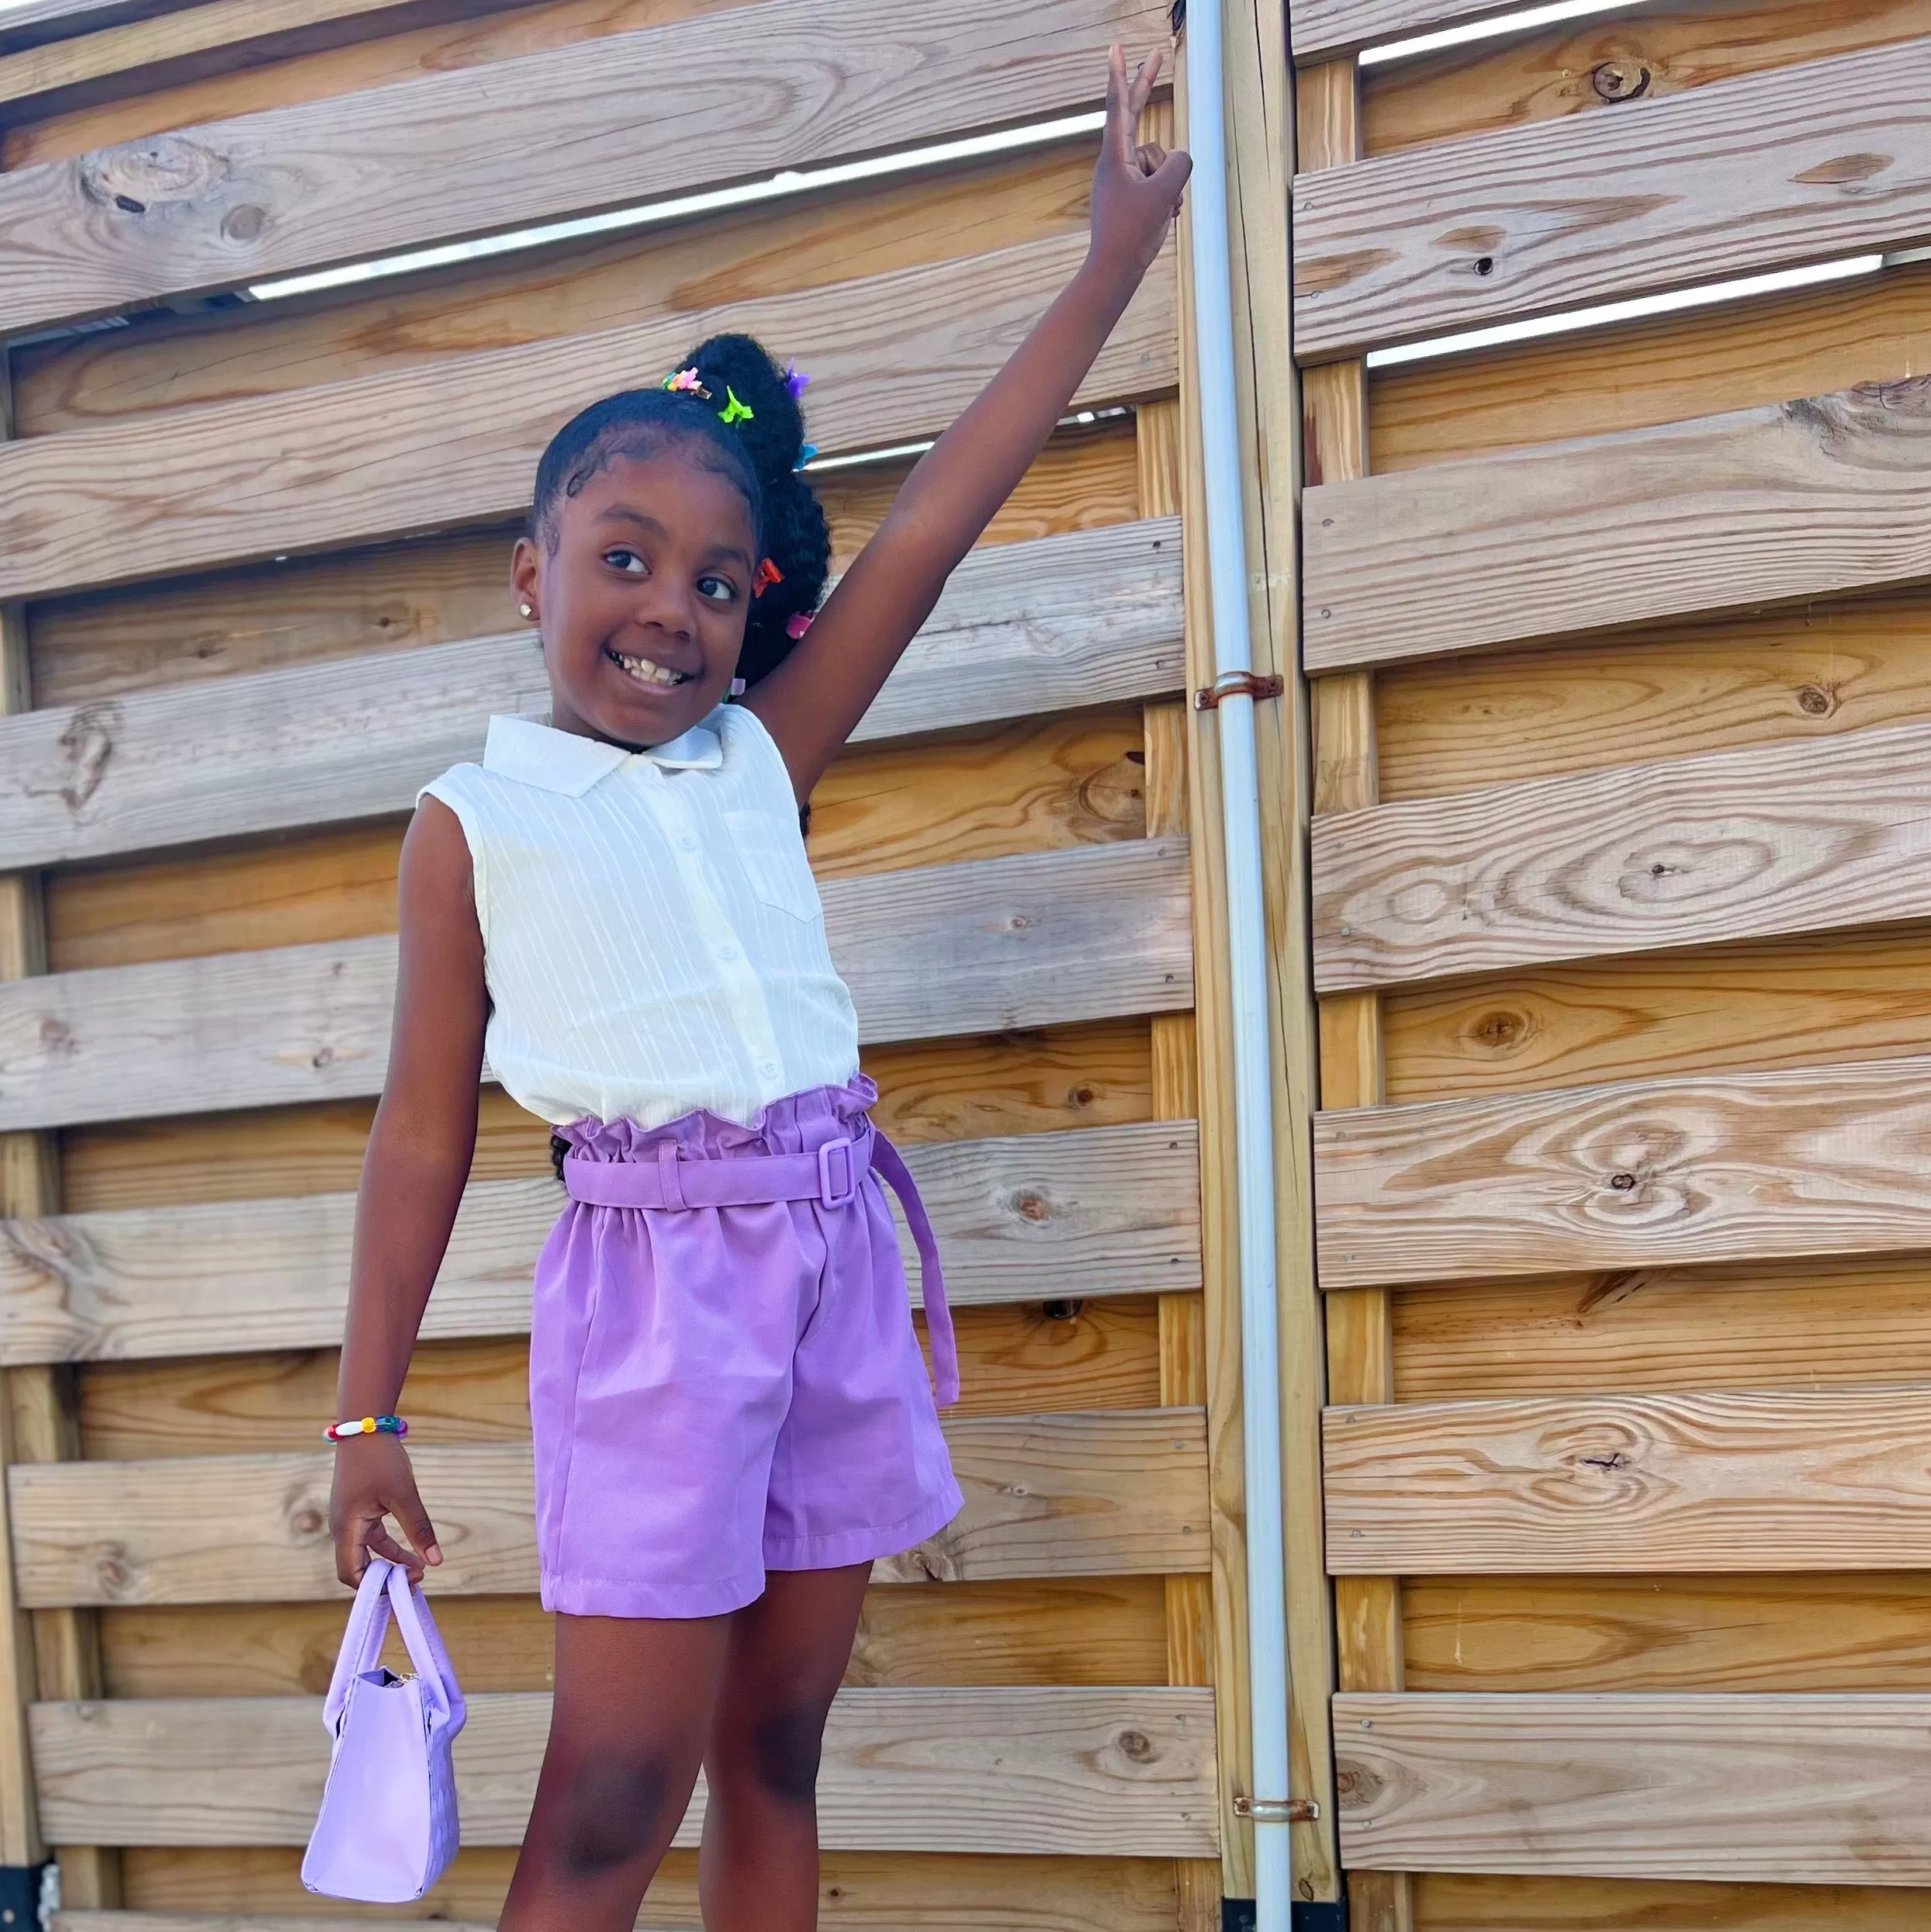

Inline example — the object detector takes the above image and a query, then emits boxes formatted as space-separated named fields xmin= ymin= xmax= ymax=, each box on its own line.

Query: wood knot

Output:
xmin=1469 ymin=1008 xmax=1528 ymax=1052
xmin=1116 ymin=1729 xmax=1154 ymax=1762
xmin=1580 ymin=1452 xmax=1630 ymax=1471
xmin=1011 ymin=1189 xmax=1052 ymax=1224
xmin=221 ymin=202 xmax=268 ymax=242
xmin=81 ymin=134 xmax=230 ymax=213
xmin=1796 ymin=684 xmax=1836 ymax=718
xmin=1590 ymin=58 xmax=1651 ymax=101
xmin=38 ymin=1016 xmax=77 ymax=1057
xmin=288 ymin=1507 xmax=326 ymax=1539
xmin=95 ymin=1553 xmax=133 ymax=1598
xmin=1796 ymin=152 xmax=1893 ymax=186
xmin=1608 ymin=1172 xmax=1638 ymax=1191
xmin=57 ymin=705 xmax=116 ymax=812
xmin=1040 ymin=1299 xmax=1084 ymax=1321
xmin=1334 ymin=1761 xmax=1385 ymax=1809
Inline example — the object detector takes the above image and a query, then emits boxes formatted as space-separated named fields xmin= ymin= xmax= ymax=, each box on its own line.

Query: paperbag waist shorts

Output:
xmin=530 ymin=1076 xmax=964 ymax=1619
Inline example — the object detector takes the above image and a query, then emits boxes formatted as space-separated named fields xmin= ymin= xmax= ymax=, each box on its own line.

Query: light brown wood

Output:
xmin=0 ymin=0 xmax=211 ymax=52
xmin=1412 ymin=1872 xmax=1931 ymax=1930
xmin=1361 ymin=0 xmax=1931 ymax=159
xmin=105 ymin=1845 xmax=1184 ymax=1929
xmin=1306 ymin=378 xmax=1931 ymax=673
xmin=1403 ymin=1573 xmax=1931 ymax=1695
xmin=1289 ymin=0 xmax=1542 ymax=60
xmin=0 ymin=1119 xmax=1199 ymax=1365
xmin=1334 ymin=1690 xmax=1931 ymax=1881
xmin=14 ymin=1408 xmax=1209 ymax=1606
xmin=2 ymin=519 xmax=1182 ymax=871
xmin=33 ymin=1684 xmax=1219 ymax=1854
xmin=0 ymin=837 xmax=1193 ymax=1131
xmin=1326 ymin=1387 xmax=1931 ymax=1574
xmin=1295 ymin=35 xmax=1931 ymax=362
xmin=0 ymin=0 xmax=1166 ymax=335
xmin=0 ymin=228 xmax=1175 ymax=601
xmin=1317 ymin=1049 xmax=1931 ymax=1289
xmin=58 ymin=1916 xmax=493 ymax=1931
xmin=1313 ymin=713 xmax=1931 ymax=992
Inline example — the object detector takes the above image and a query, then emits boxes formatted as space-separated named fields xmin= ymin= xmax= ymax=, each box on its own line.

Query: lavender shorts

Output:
xmin=530 ymin=1078 xmax=964 ymax=1619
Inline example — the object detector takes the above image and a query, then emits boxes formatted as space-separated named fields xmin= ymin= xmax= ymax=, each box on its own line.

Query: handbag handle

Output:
xmin=320 ymin=1556 xmax=467 ymax=1741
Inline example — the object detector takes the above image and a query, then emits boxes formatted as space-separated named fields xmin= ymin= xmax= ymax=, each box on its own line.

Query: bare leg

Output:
xmin=500 ymin=1611 xmax=732 ymax=1931
xmin=697 ymin=1563 xmax=871 ymax=1930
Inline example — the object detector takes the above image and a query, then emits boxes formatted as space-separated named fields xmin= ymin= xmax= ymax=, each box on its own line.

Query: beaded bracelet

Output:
xmin=324 ymin=1414 xmax=408 ymax=1444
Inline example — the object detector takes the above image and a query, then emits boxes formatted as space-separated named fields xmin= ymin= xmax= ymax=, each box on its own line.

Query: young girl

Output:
xmin=328 ymin=47 xmax=1189 ymax=1930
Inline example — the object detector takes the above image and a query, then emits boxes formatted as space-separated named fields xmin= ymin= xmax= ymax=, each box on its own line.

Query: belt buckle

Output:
xmin=817 ymin=1135 xmax=858 ymax=1209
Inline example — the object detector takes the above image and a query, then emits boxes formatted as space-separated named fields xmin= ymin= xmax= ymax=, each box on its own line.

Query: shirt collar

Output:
xmin=483 ymin=712 xmax=725 ymax=796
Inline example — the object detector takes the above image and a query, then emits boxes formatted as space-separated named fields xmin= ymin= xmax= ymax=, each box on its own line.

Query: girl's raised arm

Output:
xmin=745 ymin=44 xmax=1190 ymax=797
xmin=328 ymin=796 xmax=489 ymax=1586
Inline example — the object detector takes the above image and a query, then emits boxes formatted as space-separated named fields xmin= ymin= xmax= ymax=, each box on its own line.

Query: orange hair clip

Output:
xmin=752 ymin=558 xmax=784 ymax=597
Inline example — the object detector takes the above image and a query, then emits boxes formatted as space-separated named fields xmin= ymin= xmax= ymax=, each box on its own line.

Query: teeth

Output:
xmin=611 ymin=650 xmax=687 ymax=687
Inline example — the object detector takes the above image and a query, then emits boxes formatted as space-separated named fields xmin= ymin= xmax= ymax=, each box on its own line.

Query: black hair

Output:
xmin=528 ymin=333 xmax=830 ymax=687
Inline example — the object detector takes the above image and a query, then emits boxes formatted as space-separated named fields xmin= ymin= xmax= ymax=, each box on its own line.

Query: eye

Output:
xmin=603 ymin=547 xmax=647 ymax=576
xmin=697 ymin=573 xmax=738 ymax=604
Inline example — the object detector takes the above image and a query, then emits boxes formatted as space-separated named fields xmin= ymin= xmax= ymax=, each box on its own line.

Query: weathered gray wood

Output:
xmin=0 ymin=0 xmax=1164 ymax=336
xmin=0 ymin=1120 xmax=1201 ymax=1364
xmin=1324 ymin=1389 xmax=1931 ymax=1575
xmin=1294 ymin=36 xmax=1931 ymax=362
xmin=0 ymin=0 xmax=210 ymax=55
xmin=1312 ymin=715 xmax=1931 ymax=993
xmin=1303 ymin=379 xmax=1931 ymax=673
xmin=1315 ymin=1052 xmax=1931 ymax=1290
xmin=10 ymin=1409 xmax=1209 ymax=1607
xmin=32 ymin=1683 xmax=1220 ymax=1854
xmin=0 ymin=519 xmax=1185 ymax=870
xmin=0 ymin=836 xmax=1192 ymax=1132
xmin=1335 ymin=1691 xmax=1931 ymax=1882
xmin=0 ymin=229 xmax=1174 ymax=601
xmin=56 ymin=1918 xmax=492 ymax=1932
xmin=1287 ymin=0 xmax=1531 ymax=60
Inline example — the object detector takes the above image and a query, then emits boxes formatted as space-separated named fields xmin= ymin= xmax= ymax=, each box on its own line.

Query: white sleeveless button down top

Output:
xmin=418 ymin=706 xmax=860 ymax=1130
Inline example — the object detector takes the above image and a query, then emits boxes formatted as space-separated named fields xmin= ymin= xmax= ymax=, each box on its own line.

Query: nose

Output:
xmin=626 ymin=576 xmax=698 ymax=643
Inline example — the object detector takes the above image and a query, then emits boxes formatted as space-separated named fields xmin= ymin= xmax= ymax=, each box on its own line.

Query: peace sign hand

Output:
xmin=1088 ymin=45 xmax=1192 ymax=288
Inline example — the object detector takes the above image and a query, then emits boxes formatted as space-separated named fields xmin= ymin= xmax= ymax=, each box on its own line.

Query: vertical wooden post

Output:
xmin=1297 ymin=51 xmax=1411 ymax=1932
xmin=0 ymin=355 xmax=119 ymax=1910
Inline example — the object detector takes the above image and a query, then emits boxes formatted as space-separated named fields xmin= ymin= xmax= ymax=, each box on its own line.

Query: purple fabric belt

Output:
xmin=560 ymin=1122 xmax=960 ymax=1407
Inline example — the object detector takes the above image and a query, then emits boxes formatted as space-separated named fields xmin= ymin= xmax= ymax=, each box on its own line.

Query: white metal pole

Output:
xmin=1183 ymin=3 xmax=1296 ymax=1927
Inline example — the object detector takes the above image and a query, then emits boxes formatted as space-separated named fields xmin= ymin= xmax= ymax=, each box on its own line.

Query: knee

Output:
xmin=550 ymin=1746 xmax=682 ymax=1877
xmin=740 ymin=1699 xmax=832 ymax=1809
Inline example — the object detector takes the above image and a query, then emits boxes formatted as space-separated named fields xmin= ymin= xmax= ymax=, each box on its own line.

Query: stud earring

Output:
xmin=728 ymin=677 xmax=747 ymax=697
xmin=518 ymin=603 xmax=535 ymax=619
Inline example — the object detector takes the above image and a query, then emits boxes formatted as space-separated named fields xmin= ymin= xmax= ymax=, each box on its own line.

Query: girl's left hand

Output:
xmin=1088 ymin=45 xmax=1192 ymax=288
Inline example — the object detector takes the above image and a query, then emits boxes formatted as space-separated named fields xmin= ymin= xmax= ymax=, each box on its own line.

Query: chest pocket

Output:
xmin=723 ymin=808 xmax=822 ymax=923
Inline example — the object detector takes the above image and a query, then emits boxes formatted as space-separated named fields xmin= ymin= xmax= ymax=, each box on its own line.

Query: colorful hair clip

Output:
xmin=752 ymin=558 xmax=784 ymax=597
xmin=718 ymin=386 xmax=755 ymax=427
xmin=663 ymin=367 xmax=711 ymax=400
xmin=784 ymin=361 xmax=812 ymax=400
xmin=794 ymin=445 xmax=818 ymax=471
xmin=786 ymin=611 xmax=815 ymax=641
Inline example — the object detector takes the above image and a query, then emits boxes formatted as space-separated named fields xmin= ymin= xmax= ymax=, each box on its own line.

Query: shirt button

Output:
xmin=677 ymin=834 xmax=697 ymax=851
xmin=759 ymin=1060 xmax=780 ymax=1079
xmin=717 ymin=943 xmax=739 ymax=962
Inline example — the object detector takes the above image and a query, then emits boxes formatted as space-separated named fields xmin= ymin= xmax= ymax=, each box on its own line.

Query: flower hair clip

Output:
xmin=752 ymin=558 xmax=784 ymax=597
xmin=663 ymin=367 xmax=711 ymax=400
xmin=718 ymin=387 xmax=755 ymax=427
xmin=787 ymin=611 xmax=815 ymax=641
xmin=784 ymin=361 xmax=812 ymax=400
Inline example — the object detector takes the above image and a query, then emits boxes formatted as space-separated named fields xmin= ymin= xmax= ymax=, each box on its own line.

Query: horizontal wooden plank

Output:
xmin=1306 ymin=378 xmax=1931 ymax=673
xmin=1313 ymin=715 xmax=1931 ymax=992
xmin=12 ymin=1408 xmax=1209 ymax=1605
xmin=0 ymin=0 xmax=211 ymax=54
xmin=1294 ymin=36 xmax=1931 ymax=362
xmin=1326 ymin=1389 xmax=1931 ymax=1574
xmin=1316 ymin=1051 xmax=1931 ymax=1290
xmin=57 ymin=1916 xmax=490 ymax=1932
xmin=0 ymin=227 xmax=1174 ymax=601
xmin=1411 ymin=1872 xmax=1931 ymax=1930
xmin=1 ymin=518 xmax=1182 ymax=870
xmin=1289 ymin=0 xmax=1522 ymax=61
xmin=0 ymin=0 xmax=1162 ymax=335
xmin=1335 ymin=1691 xmax=1931 ymax=1881
xmin=32 ymin=1681 xmax=1218 ymax=1854
xmin=0 ymin=836 xmax=1192 ymax=1131
xmin=0 ymin=1118 xmax=1199 ymax=1365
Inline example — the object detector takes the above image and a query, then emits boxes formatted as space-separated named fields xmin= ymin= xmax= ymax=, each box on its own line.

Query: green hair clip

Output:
xmin=718 ymin=387 xmax=755 ymax=427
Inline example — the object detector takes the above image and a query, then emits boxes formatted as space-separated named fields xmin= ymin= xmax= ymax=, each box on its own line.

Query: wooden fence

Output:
xmin=1296 ymin=0 xmax=1931 ymax=1927
xmin=0 ymin=0 xmax=1331 ymax=1924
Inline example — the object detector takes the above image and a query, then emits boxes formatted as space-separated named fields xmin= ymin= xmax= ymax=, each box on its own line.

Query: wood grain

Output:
xmin=1325 ymin=1388 xmax=1931 ymax=1574
xmin=15 ymin=1409 xmax=1209 ymax=1606
xmin=1306 ymin=378 xmax=1931 ymax=672
xmin=1361 ymin=0 xmax=1931 ymax=159
xmin=1317 ymin=1050 xmax=1931 ymax=1289
xmin=1289 ymin=0 xmax=1528 ymax=61
xmin=0 ymin=0 xmax=1164 ymax=334
xmin=0 ymin=228 xmax=1174 ymax=601
xmin=2 ymin=519 xmax=1182 ymax=871
xmin=1295 ymin=35 xmax=1931 ymax=361
xmin=0 ymin=837 xmax=1192 ymax=1130
xmin=1313 ymin=714 xmax=1931 ymax=992
xmin=0 ymin=1119 xmax=1199 ymax=1365
xmin=1334 ymin=1690 xmax=1931 ymax=1881
xmin=1412 ymin=1872 xmax=1931 ymax=1930
xmin=32 ymin=1684 xmax=1220 ymax=1854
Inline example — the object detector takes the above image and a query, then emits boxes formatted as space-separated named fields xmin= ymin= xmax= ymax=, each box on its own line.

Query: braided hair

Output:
xmin=528 ymin=333 xmax=830 ymax=687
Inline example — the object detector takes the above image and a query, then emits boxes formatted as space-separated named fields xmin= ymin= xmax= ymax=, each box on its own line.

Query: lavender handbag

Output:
xmin=302 ymin=1555 xmax=466 ymax=1903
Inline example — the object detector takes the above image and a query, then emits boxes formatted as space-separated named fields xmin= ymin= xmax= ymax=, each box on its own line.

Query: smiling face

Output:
xmin=512 ymin=447 xmax=758 ymax=748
